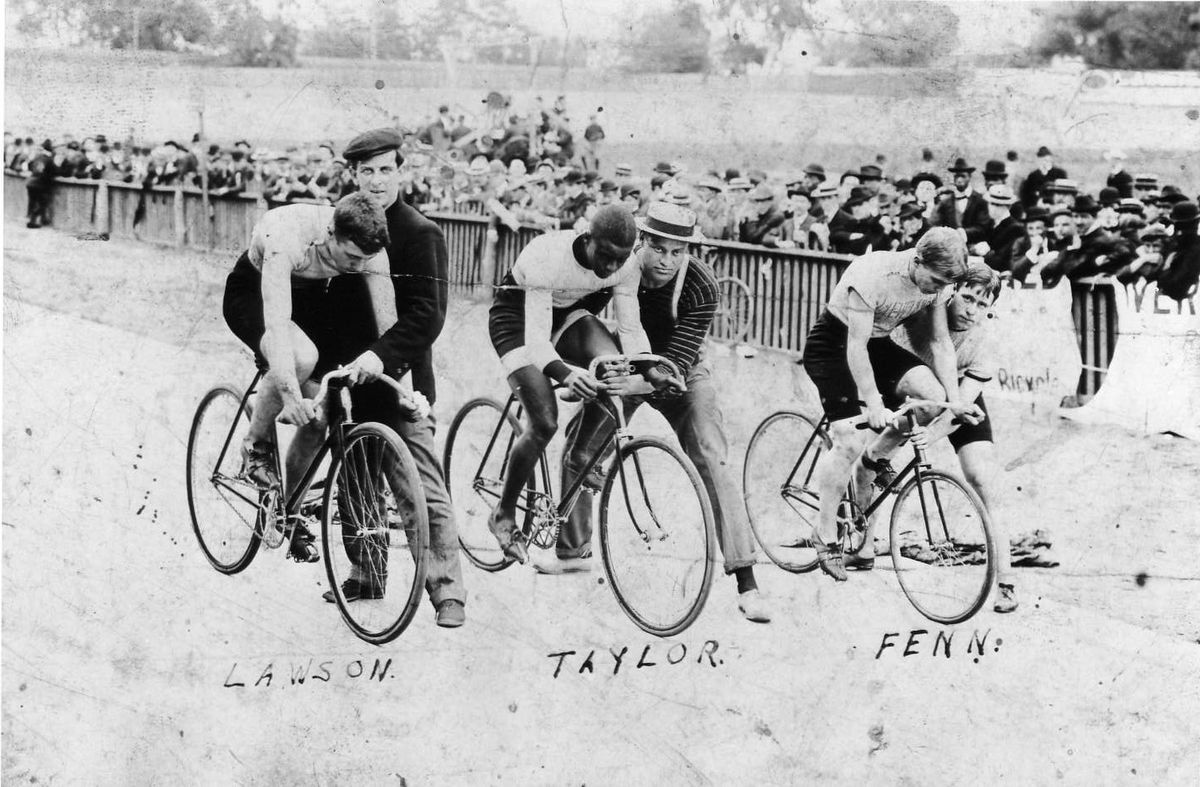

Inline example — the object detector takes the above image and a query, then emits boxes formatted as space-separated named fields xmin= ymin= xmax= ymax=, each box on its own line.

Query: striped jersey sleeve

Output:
xmin=640 ymin=256 xmax=719 ymax=378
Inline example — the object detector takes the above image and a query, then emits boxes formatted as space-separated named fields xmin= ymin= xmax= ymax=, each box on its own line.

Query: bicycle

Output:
xmin=742 ymin=399 xmax=996 ymax=624
xmin=186 ymin=367 xmax=431 ymax=645
xmin=442 ymin=354 xmax=718 ymax=637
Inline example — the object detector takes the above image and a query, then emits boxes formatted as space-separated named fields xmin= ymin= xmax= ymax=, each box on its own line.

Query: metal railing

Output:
xmin=4 ymin=172 xmax=1116 ymax=398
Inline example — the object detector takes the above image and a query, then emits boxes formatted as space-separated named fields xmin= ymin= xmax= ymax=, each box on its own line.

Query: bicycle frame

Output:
xmin=208 ymin=370 xmax=356 ymax=524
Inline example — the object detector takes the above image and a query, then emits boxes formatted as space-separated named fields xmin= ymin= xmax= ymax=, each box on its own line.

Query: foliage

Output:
xmin=621 ymin=0 xmax=712 ymax=73
xmin=834 ymin=0 xmax=959 ymax=67
xmin=10 ymin=0 xmax=298 ymax=66
xmin=1031 ymin=2 xmax=1200 ymax=70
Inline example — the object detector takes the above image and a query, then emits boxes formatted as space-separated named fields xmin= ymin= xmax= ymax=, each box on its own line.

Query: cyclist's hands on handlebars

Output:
xmin=862 ymin=395 xmax=894 ymax=431
xmin=564 ymin=369 xmax=604 ymax=401
xmin=279 ymin=388 xmax=317 ymax=426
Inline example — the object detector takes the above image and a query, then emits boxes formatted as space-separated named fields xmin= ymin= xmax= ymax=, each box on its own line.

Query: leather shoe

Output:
xmin=737 ymin=590 xmax=772 ymax=623
xmin=322 ymin=578 xmax=384 ymax=603
xmin=435 ymin=599 xmax=466 ymax=628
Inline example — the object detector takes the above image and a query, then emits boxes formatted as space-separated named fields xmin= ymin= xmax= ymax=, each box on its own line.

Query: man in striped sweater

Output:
xmin=541 ymin=203 xmax=771 ymax=623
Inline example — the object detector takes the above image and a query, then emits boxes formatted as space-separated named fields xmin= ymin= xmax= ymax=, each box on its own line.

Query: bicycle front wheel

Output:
xmin=599 ymin=437 xmax=716 ymax=637
xmin=322 ymin=423 xmax=429 ymax=646
xmin=186 ymin=384 xmax=261 ymax=574
xmin=742 ymin=410 xmax=828 ymax=573
xmin=889 ymin=470 xmax=995 ymax=624
xmin=443 ymin=397 xmax=535 ymax=572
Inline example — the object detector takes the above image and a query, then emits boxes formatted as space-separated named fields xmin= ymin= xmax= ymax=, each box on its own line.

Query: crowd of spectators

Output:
xmin=6 ymin=92 xmax=1198 ymax=301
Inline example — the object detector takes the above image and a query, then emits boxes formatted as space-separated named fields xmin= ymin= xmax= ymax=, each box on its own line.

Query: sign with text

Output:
xmin=985 ymin=277 xmax=1082 ymax=407
xmin=1061 ymin=282 xmax=1200 ymax=439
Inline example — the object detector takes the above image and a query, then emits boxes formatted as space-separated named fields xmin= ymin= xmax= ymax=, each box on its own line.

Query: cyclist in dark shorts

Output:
xmin=486 ymin=205 xmax=677 ymax=563
xmin=801 ymin=227 xmax=981 ymax=581
xmin=878 ymin=260 xmax=1018 ymax=612
xmin=222 ymin=193 xmax=393 ymax=562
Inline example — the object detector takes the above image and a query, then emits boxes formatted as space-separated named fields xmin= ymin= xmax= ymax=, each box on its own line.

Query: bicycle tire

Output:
xmin=186 ymin=384 xmax=261 ymax=574
xmin=888 ymin=469 xmax=996 ymax=625
xmin=742 ymin=410 xmax=828 ymax=573
xmin=599 ymin=436 xmax=716 ymax=637
xmin=443 ymin=397 xmax=537 ymax=572
xmin=714 ymin=275 xmax=753 ymax=343
xmin=322 ymin=422 xmax=429 ymax=646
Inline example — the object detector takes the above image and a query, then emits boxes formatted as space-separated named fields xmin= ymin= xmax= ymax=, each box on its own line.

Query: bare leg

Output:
xmin=957 ymin=441 xmax=1012 ymax=585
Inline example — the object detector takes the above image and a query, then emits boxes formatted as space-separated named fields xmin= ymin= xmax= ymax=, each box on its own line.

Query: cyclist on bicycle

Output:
xmin=861 ymin=260 xmax=1018 ymax=612
xmin=546 ymin=202 xmax=772 ymax=623
xmin=801 ymin=226 xmax=982 ymax=581
xmin=222 ymin=193 xmax=394 ymax=563
xmin=486 ymin=205 xmax=675 ymax=563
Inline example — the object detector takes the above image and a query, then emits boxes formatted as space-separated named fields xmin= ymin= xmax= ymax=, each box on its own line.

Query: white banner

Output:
xmin=985 ymin=277 xmax=1082 ymax=407
xmin=1061 ymin=282 xmax=1200 ymax=439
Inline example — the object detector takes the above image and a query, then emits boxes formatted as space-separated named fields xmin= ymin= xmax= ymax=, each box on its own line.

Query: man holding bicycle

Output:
xmin=801 ymin=227 xmax=982 ymax=581
xmin=546 ymin=203 xmax=772 ymax=623
xmin=876 ymin=260 xmax=1018 ymax=612
xmin=486 ymin=205 xmax=676 ymax=564
xmin=319 ymin=128 xmax=469 ymax=628
xmin=222 ymin=192 xmax=394 ymax=564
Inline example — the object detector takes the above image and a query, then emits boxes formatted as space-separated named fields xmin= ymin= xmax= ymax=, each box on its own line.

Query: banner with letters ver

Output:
xmin=985 ymin=277 xmax=1082 ymax=407
xmin=1060 ymin=282 xmax=1200 ymax=440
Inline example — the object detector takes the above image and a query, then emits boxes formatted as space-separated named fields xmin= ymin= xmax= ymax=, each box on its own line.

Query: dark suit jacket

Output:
xmin=739 ymin=207 xmax=786 ymax=246
xmin=957 ymin=191 xmax=991 ymax=245
xmin=1020 ymin=166 xmax=1067 ymax=207
xmin=984 ymin=217 xmax=1025 ymax=272
xmin=324 ymin=198 xmax=449 ymax=404
xmin=1107 ymin=170 xmax=1134 ymax=199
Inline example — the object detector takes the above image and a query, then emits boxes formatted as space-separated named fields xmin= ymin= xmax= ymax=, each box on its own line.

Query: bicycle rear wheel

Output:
xmin=713 ymin=276 xmax=753 ymax=342
xmin=186 ymin=384 xmax=261 ymax=574
xmin=599 ymin=437 xmax=716 ymax=637
xmin=742 ymin=411 xmax=828 ymax=573
xmin=443 ymin=397 xmax=535 ymax=572
xmin=322 ymin=423 xmax=429 ymax=645
xmin=889 ymin=470 xmax=995 ymax=624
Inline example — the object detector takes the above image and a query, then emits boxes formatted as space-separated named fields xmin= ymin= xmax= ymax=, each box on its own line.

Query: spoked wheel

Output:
xmin=889 ymin=470 xmax=996 ymax=624
xmin=322 ymin=423 xmax=429 ymax=646
xmin=742 ymin=410 xmax=829 ymax=573
xmin=714 ymin=275 xmax=752 ymax=342
xmin=186 ymin=384 xmax=262 ymax=574
xmin=443 ymin=398 xmax=536 ymax=572
xmin=599 ymin=437 xmax=716 ymax=637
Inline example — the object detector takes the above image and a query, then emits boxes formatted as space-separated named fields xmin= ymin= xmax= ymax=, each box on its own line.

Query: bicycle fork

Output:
xmin=609 ymin=396 xmax=668 ymax=545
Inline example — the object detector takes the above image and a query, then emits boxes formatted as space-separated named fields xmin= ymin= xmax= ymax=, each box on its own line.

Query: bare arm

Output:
xmin=259 ymin=253 xmax=300 ymax=397
xmin=844 ymin=289 xmax=891 ymax=428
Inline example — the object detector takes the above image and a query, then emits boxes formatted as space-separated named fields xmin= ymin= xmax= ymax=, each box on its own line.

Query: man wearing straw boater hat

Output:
xmin=545 ymin=202 xmax=773 ymax=623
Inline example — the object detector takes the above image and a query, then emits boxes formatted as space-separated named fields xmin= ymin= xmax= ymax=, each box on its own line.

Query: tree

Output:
xmin=710 ymin=0 xmax=830 ymax=69
xmin=834 ymin=0 xmax=960 ymax=67
xmin=621 ymin=0 xmax=712 ymax=73
xmin=221 ymin=1 xmax=299 ymax=67
xmin=1031 ymin=2 xmax=1200 ymax=70
xmin=413 ymin=0 xmax=535 ymax=64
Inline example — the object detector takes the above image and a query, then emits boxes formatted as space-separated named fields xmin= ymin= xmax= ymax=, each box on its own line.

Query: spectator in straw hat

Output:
xmin=1043 ymin=178 xmax=1079 ymax=208
xmin=980 ymin=185 xmax=1023 ymax=271
xmin=1020 ymin=145 xmax=1067 ymax=208
xmin=551 ymin=201 xmax=772 ymax=622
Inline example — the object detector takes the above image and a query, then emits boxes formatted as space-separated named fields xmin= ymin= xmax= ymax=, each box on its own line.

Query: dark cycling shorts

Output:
xmin=949 ymin=393 xmax=993 ymax=451
xmin=801 ymin=309 xmax=926 ymax=421
xmin=222 ymin=252 xmax=339 ymax=377
xmin=488 ymin=271 xmax=614 ymax=363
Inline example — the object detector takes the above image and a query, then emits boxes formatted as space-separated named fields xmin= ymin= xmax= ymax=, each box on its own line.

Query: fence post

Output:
xmin=95 ymin=180 xmax=111 ymax=236
xmin=173 ymin=184 xmax=186 ymax=247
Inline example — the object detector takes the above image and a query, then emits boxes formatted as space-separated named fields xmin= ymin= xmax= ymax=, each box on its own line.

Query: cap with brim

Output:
xmin=749 ymin=184 xmax=775 ymax=202
xmin=1036 ymin=146 xmax=1053 ymax=158
xmin=803 ymin=163 xmax=826 ymax=180
xmin=787 ymin=186 xmax=812 ymax=199
xmin=747 ymin=169 xmax=768 ymax=185
xmin=1133 ymin=174 xmax=1159 ymax=188
xmin=1117 ymin=199 xmax=1145 ymax=215
xmin=728 ymin=177 xmax=752 ymax=191
xmin=898 ymin=202 xmax=923 ymax=221
xmin=614 ymin=163 xmax=632 ymax=176
xmin=1022 ymin=206 xmax=1050 ymax=223
xmin=982 ymin=160 xmax=1008 ymax=179
xmin=636 ymin=202 xmax=702 ymax=242
xmin=599 ymin=179 xmax=618 ymax=193
xmin=811 ymin=184 xmax=839 ymax=199
xmin=948 ymin=157 xmax=975 ymax=174
xmin=1071 ymin=195 xmax=1099 ymax=215
xmin=620 ymin=184 xmax=642 ymax=199
xmin=859 ymin=164 xmax=883 ymax=180
xmin=1157 ymin=192 xmax=1188 ymax=207
xmin=697 ymin=175 xmax=725 ymax=192
xmin=562 ymin=169 xmax=584 ymax=185
xmin=911 ymin=172 xmax=943 ymax=190
xmin=843 ymin=186 xmax=872 ymax=207
xmin=343 ymin=128 xmax=403 ymax=163
xmin=1098 ymin=187 xmax=1121 ymax=207
xmin=1168 ymin=201 xmax=1200 ymax=224
xmin=984 ymin=185 xmax=1018 ymax=206
xmin=1139 ymin=224 xmax=1169 ymax=241
xmin=1045 ymin=179 xmax=1079 ymax=194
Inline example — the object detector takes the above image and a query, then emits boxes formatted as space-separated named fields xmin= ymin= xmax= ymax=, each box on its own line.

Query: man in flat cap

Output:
xmin=322 ymin=127 xmax=468 ymax=628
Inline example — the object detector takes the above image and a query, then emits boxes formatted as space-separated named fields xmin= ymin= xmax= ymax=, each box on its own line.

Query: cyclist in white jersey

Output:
xmin=222 ymin=194 xmax=395 ymax=561
xmin=486 ymin=205 xmax=675 ymax=563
